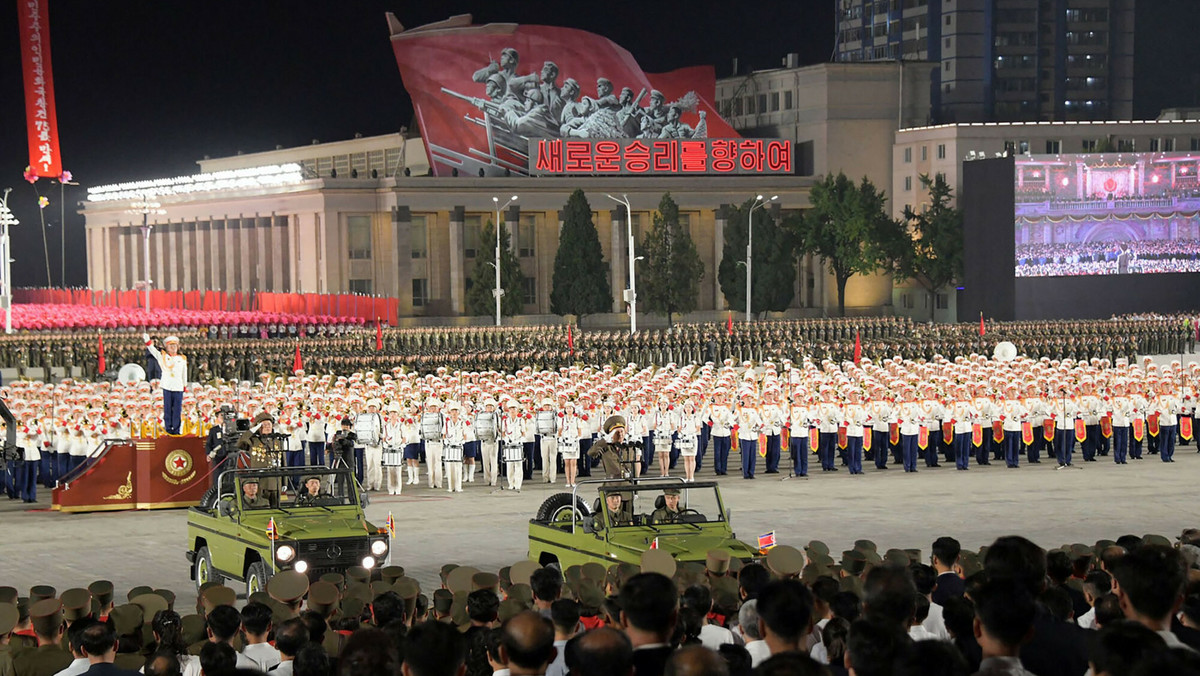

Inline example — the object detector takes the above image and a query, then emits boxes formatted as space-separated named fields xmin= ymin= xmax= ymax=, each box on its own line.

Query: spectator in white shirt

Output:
xmin=738 ymin=600 xmax=771 ymax=668
xmin=239 ymin=603 xmax=280 ymax=671
xmin=545 ymin=600 xmax=580 ymax=676
xmin=912 ymin=563 xmax=951 ymax=640
xmin=680 ymin=586 xmax=735 ymax=651
xmin=51 ymin=617 xmax=94 ymax=676
xmin=267 ymin=618 xmax=308 ymax=676
xmin=1076 ymin=571 xmax=1112 ymax=630
xmin=182 ymin=606 xmax=257 ymax=676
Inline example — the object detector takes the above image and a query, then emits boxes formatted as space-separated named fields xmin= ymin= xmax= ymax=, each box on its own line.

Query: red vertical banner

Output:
xmin=97 ymin=334 xmax=106 ymax=374
xmin=17 ymin=0 xmax=63 ymax=177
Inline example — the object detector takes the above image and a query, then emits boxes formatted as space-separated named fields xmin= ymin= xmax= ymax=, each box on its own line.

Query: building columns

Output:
xmin=714 ymin=204 xmax=729 ymax=309
xmin=449 ymin=205 xmax=465 ymax=315
xmin=609 ymin=208 xmax=625 ymax=313
xmin=393 ymin=206 xmax=413 ymax=315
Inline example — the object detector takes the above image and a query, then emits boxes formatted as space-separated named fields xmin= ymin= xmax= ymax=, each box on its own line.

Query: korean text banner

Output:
xmin=17 ymin=0 xmax=63 ymax=178
xmin=388 ymin=14 xmax=741 ymax=178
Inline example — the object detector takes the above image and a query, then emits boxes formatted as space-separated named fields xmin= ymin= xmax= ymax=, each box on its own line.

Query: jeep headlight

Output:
xmin=370 ymin=540 xmax=389 ymax=557
xmin=276 ymin=545 xmax=296 ymax=562
xmin=293 ymin=560 xmax=309 ymax=574
xmin=362 ymin=556 xmax=376 ymax=569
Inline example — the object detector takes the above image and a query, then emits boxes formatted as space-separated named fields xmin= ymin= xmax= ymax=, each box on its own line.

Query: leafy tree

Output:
xmin=466 ymin=219 xmax=524 ymax=317
xmin=894 ymin=173 xmax=965 ymax=320
xmin=638 ymin=193 xmax=705 ymax=326
xmin=718 ymin=199 xmax=795 ymax=317
xmin=795 ymin=172 xmax=909 ymax=317
xmin=550 ymin=189 xmax=612 ymax=323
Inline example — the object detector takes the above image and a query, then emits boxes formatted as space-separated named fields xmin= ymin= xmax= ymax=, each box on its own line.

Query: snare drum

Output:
xmin=675 ymin=435 xmax=698 ymax=457
xmin=558 ymin=438 xmax=580 ymax=460
xmin=502 ymin=442 xmax=524 ymax=463
xmin=443 ymin=444 xmax=464 ymax=463
xmin=420 ymin=412 xmax=443 ymax=441
xmin=354 ymin=414 xmax=380 ymax=446
xmin=382 ymin=447 xmax=405 ymax=467
xmin=474 ymin=413 xmax=497 ymax=442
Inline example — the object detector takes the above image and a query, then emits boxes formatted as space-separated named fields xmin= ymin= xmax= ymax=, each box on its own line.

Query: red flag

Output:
xmin=97 ymin=334 xmax=106 ymax=374
xmin=853 ymin=330 xmax=861 ymax=365
xmin=726 ymin=312 xmax=733 ymax=336
xmin=293 ymin=343 xmax=302 ymax=374
xmin=979 ymin=312 xmax=985 ymax=337
xmin=649 ymin=537 xmax=659 ymax=550
xmin=567 ymin=323 xmax=574 ymax=356
xmin=376 ymin=320 xmax=383 ymax=351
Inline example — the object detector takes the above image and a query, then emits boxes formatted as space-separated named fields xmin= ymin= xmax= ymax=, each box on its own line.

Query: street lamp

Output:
xmin=604 ymin=193 xmax=637 ymax=335
xmin=491 ymin=195 xmax=517 ymax=327
xmin=129 ymin=197 xmax=166 ymax=311
xmin=746 ymin=194 xmax=778 ymax=323
xmin=0 ymin=190 xmax=19 ymax=334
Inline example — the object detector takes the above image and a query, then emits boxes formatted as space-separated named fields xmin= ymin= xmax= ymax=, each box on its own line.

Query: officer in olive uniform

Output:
xmin=11 ymin=598 xmax=71 ymax=676
xmin=240 ymin=479 xmax=268 ymax=509
xmin=587 ymin=416 xmax=634 ymax=480
xmin=649 ymin=487 xmax=683 ymax=525
xmin=595 ymin=489 xmax=632 ymax=531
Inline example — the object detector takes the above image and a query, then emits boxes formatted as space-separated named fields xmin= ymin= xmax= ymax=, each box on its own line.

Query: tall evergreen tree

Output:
xmin=550 ymin=189 xmax=611 ymax=324
xmin=718 ymin=200 xmax=795 ymax=317
xmin=894 ymin=173 xmax=965 ymax=320
xmin=466 ymin=219 xmax=523 ymax=317
xmin=638 ymin=193 xmax=704 ymax=327
xmin=795 ymin=172 xmax=909 ymax=317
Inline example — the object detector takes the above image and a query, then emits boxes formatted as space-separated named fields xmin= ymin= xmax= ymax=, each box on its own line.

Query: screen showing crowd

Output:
xmin=1013 ymin=152 xmax=1200 ymax=277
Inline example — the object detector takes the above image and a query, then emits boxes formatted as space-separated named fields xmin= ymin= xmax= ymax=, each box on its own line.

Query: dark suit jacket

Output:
xmin=931 ymin=571 xmax=965 ymax=606
xmin=84 ymin=663 xmax=143 ymax=676
xmin=631 ymin=645 xmax=674 ymax=676
xmin=1018 ymin=609 xmax=1089 ymax=676
xmin=1172 ymin=616 xmax=1200 ymax=651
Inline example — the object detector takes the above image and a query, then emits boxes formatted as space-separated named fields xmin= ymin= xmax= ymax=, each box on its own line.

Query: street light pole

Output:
xmin=0 ymin=189 xmax=19 ymax=334
xmin=604 ymin=194 xmax=636 ymax=335
xmin=746 ymin=194 xmax=778 ymax=323
xmin=129 ymin=197 xmax=165 ymax=312
xmin=491 ymin=195 xmax=517 ymax=327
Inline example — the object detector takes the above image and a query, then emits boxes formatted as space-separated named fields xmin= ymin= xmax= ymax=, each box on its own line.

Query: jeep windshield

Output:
xmin=593 ymin=480 xmax=726 ymax=529
xmin=223 ymin=467 xmax=358 ymax=510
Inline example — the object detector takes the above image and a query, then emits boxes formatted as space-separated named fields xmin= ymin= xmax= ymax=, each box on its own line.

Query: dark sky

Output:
xmin=0 ymin=0 xmax=1192 ymax=289
xmin=0 ymin=0 xmax=832 ymax=287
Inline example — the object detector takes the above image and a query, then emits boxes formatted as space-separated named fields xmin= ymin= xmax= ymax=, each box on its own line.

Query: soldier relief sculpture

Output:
xmin=444 ymin=47 xmax=707 ymax=144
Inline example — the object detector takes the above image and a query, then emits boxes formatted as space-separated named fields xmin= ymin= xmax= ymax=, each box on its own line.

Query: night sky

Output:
xmin=0 ymin=0 xmax=1193 ymax=288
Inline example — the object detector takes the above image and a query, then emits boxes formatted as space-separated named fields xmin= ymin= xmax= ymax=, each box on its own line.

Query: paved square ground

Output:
xmin=1 ymin=443 xmax=1195 ymax=601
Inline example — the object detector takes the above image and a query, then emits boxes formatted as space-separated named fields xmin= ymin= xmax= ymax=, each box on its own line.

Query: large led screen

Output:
xmin=1014 ymin=152 xmax=1200 ymax=277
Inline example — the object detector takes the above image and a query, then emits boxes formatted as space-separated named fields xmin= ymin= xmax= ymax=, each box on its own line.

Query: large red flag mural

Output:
xmin=387 ymin=14 xmax=742 ymax=178
xmin=17 ymin=0 xmax=63 ymax=177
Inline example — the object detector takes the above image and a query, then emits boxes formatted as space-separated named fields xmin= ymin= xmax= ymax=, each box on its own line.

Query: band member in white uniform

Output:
xmin=143 ymin=333 xmax=188 ymax=435
xmin=558 ymin=399 xmax=582 ymax=488
xmin=356 ymin=399 xmax=385 ymax=491
xmin=402 ymin=402 xmax=422 ymax=484
xmin=382 ymin=402 xmax=405 ymax=495
xmin=442 ymin=401 xmax=472 ymax=493
xmin=420 ymin=399 xmax=445 ymax=489
xmin=501 ymin=399 xmax=528 ymax=492
xmin=535 ymin=399 xmax=559 ymax=484
xmin=474 ymin=398 xmax=501 ymax=487
xmin=673 ymin=396 xmax=703 ymax=482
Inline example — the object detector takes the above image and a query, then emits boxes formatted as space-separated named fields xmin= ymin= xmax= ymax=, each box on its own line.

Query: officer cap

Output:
xmin=29 ymin=585 xmax=56 ymax=603
xmin=30 ymin=599 xmax=63 ymax=637
xmin=839 ymin=575 xmax=864 ymax=596
xmin=711 ymin=577 xmax=739 ymax=610
xmin=346 ymin=566 xmax=372 ymax=585
xmin=109 ymin=604 xmax=142 ymax=637
xmin=706 ymin=550 xmax=732 ymax=575
xmin=439 ymin=564 xmax=460 ymax=584
xmin=0 ymin=587 xmax=16 ymax=605
xmin=904 ymin=549 xmax=922 ymax=564
xmin=130 ymin=594 xmax=168 ymax=625
xmin=602 ymin=415 xmax=626 ymax=435
xmin=884 ymin=549 xmax=909 ymax=567
xmin=181 ymin=614 xmax=207 ymax=645
xmin=320 ymin=573 xmax=345 ymax=589
xmin=616 ymin=563 xmax=640 ymax=589
xmin=766 ymin=545 xmax=806 ymax=577
xmin=370 ymin=581 xmax=392 ymax=598
xmin=510 ymin=561 xmax=540 ymax=588
xmin=1143 ymin=533 xmax=1172 ymax=548
xmin=576 ymin=580 xmax=605 ymax=610
xmin=306 ymin=582 xmax=340 ymax=616
xmin=446 ymin=566 xmax=480 ymax=595
xmin=248 ymin=591 xmax=273 ymax=607
xmin=126 ymin=585 xmax=152 ymax=602
xmin=959 ymin=551 xmax=983 ymax=578
xmin=87 ymin=581 xmax=114 ymax=607
xmin=839 ymin=550 xmax=867 ymax=576
xmin=60 ymin=588 xmax=93 ymax=622
xmin=393 ymin=577 xmax=420 ymax=601
xmin=662 ymin=487 xmax=681 ymax=496
xmin=432 ymin=589 xmax=454 ymax=615
xmin=472 ymin=572 xmax=500 ymax=592
xmin=253 ymin=412 xmax=274 ymax=424
xmin=581 ymin=563 xmax=607 ymax=584
xmin=344 ymin=583 xmax=372 ymax=604
xmin=854 ymin=539 xmax=877 ymax=553
xmin=861 ymin=550 xmax=883 ymax=567
xmin=341 ymin=597 xmax=366 ymax=620
xmin=564 ymin=565 xmax=583 ymax=587
xmin=153 ymin=589 xmax=176 ymax=610
xmin=641 ymin=550 xmax=677 ymax=578
xmin=380 ymin=566 xmax=406 ymax=585
xmin=806 ymin=540 xmax=830 ymax=557
xmin=268 ymin=571 xmax=310 ymax=604
xmin=201 ymin=585 xmax=237 ymax=611
xmin=504 ymin=583 xmax=532 ymax=605
xmin=497 ymin=599 xmax=525 ymax=623
xmin=0 ymin=603 xmax=19 ymax=635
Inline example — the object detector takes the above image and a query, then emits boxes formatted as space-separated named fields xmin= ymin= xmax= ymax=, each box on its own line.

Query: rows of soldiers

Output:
xmin=4 ymin=351 xmax=1197 ymax=501
xmin=1 ymin=314 xmax=1196 ymax=380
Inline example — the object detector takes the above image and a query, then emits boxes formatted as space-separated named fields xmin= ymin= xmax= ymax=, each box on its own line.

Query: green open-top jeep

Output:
xmin=186 ymin=465 xmax=389 ymax=595
xmin=528 ymin=478 xmax=760 ymax=569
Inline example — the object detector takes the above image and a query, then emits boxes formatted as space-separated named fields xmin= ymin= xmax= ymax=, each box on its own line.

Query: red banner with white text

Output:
xmin=17 ymin=0 xmax=63 ymax=177
xmin=388 ymin=14 xmax=742 ymax=177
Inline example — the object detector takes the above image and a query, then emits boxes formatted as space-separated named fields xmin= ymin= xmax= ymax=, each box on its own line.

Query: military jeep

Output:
xmin=185 ymin=465 xmax=389 ymax=595
xmin=528 ymin=478 xmax=759 ymax=569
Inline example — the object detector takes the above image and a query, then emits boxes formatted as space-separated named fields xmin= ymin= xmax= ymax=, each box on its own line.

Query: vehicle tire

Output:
xmin=199 ymin=486 xmax=218 ymax=510
xmin=245 ymin=560 xmax=269 ymax=597
xmin=194 ymin=546 xmax=223 ymax=591
xmin=536 ymin=493 xmax=590 ymax=523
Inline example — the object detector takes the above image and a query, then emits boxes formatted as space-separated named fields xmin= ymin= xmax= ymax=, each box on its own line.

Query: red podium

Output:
xmin=52 ymin=436 xmax=212 ymax=513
